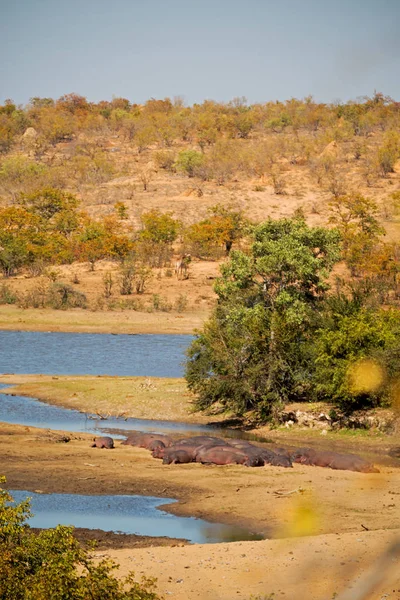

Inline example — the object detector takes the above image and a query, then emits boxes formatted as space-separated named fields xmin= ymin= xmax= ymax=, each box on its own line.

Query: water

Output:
xmin=0 ymin=386 xmax=225 ymax=438
xmin=0 ymin=331 xmax=268 ymax=542
xmin=10 ymin=490 xmax=264 ymax=544
xmin=0 ymin=331 xmax=192 ymax=377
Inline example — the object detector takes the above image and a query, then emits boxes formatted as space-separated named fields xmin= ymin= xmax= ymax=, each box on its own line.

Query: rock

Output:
xmin=23 ymin=127 xmax=38 ymax=139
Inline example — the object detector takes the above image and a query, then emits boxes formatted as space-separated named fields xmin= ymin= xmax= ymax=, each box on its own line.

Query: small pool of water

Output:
xmin=10 ymin=490 xmax=264 ymax=544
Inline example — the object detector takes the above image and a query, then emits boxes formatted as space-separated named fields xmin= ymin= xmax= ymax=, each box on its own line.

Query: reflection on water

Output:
xmin=0 ymin=331 xmax=192 ymax=377
xmin=10 ymin=490 xmax=264 ymax=544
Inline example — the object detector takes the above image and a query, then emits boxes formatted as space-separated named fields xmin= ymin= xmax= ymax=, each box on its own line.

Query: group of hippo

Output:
xmin=91 ymin=432 xmax=379 ymax=473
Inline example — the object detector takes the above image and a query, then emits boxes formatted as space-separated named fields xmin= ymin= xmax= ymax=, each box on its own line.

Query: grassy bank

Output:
xmin=0 ymin=374 xmax=221 ymax=424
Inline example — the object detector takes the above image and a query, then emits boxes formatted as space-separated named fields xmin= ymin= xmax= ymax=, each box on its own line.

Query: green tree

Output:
xmin=185 ymin=216 xmax=341 ymax=419
xmin=174 ymin=149 xmax=204 ymax=177
xmin=0 ymin=477 xmax=161 ymax=599
xmin=313 ymin=287 xmax=400 ymax=411
xmin=139 ymin=209 xmax=180 ymax=244
xmin=20 ymin=187 xmax=79 ymax=222
xmin=0 ymin=207 xmax=42 ymax=276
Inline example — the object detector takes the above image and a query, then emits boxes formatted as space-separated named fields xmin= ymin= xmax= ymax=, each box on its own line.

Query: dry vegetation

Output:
xmin=0 ymin=93 xmax=400 ymax=320
xmin=1 ymin=94 xmax=400 ymax=600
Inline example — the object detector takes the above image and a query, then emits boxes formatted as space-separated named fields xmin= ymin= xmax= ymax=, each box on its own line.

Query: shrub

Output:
xmin=19 ymin=282 xmax=48 ymax=309
xmin=174 ymin=149 xmax=204 ymax=177
xmin=46 ymin=283 xmax=87 ymax=309
xmin=151 ymin=294 xmax=172 ymax=312
xmin=0 ymin=283 xmax=17 ymax=304
xmin=118 ymin=263 xmax=135 ymax=295
xmin=174 ymin=294 xmax=188 ymax=313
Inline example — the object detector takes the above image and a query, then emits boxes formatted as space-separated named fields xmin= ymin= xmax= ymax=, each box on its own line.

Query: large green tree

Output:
xmin=185 ymin=216 xmax=341 ymax=419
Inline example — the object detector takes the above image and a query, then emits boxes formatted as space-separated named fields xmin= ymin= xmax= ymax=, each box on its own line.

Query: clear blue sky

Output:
xmin=1 ymin=0 xmax=399 ymax=106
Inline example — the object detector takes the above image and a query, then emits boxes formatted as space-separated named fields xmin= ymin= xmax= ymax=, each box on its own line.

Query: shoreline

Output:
xmin=2 ymin=420 xmax=399 ymax=599
xmin=0 ymin=306 xmax=209 ymax=335
xmin=1 ymin=374 xmax=399 ymax=459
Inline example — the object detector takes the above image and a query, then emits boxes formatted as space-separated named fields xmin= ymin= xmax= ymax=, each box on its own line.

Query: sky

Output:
xmin=1 ymin=0 xmax=399 ymax=106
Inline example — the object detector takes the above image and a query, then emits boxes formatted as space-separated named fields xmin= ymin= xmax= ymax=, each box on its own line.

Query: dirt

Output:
xmin=1 ymin=419 xmax=400 ymax=599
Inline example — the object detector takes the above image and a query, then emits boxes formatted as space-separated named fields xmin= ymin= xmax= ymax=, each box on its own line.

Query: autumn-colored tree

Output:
xmin=328 ymin=194 xmax=385 ymax=275
xmin=184 ymin=205 xmax=246 ymax=258
xmin=0 ymin=206 xmax=42 ymax=275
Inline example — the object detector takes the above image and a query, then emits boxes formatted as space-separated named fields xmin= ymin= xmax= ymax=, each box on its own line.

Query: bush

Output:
xmin=0 ymin=283 xmax=18 ymax=304
xmin=314 ymin=304 xmax=400 ymax=412
xmin=151 ymin=294 xmax=172 ymax=312
xmin=174 ymin=293 xmax=188 ymax=313
xmin=174 ymin=149 xmax=204 ymax=177
xmin=47 ymin=283 xmax=87 ymax=309
xmin=0 ymin=477 xmax=161 ymax=600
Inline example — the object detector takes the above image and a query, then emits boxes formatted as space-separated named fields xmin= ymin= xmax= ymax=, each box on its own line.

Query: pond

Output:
xmin=10 ymin=490 xmax=264 ymax=544
xmin=0 ymin=331 xmax=192 ymax=377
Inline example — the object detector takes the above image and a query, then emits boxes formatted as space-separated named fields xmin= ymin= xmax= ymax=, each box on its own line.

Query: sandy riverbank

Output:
xmin=1 ymin=417 xmax=400 ymax=599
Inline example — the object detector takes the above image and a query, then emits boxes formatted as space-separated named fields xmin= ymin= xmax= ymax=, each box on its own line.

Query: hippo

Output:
xmin=122 ymin=432 xmax=172 ymax=449
xmin=162 ymin=449 xmax=193 ymax=464
xmin=91 ymin=436 xmax=114 ymax=449
xmin=152 ymin=444 xmax=167 ymax=459
xmin=327 ymin=453 xmax=379 ymax=473
xmin=148 ymin=439 xmax=166 ymax=452
xmin=291 ymin=448 xmax=318 ymax=465
xmin=120 ymin=431 xmax=146 ymax=446
xmin=196 ymin=446 xmax=248 ymax=465
xmin=291 ymin=447 xmax=379 ymax=473
xmin=259 ymin=449 xmax=293 ymax=468
xmin=173 ymin=436 xmax=227 ymax=448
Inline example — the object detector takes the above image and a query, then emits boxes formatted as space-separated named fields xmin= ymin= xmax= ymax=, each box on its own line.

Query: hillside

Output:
xmin=0 ymin=94 xmax=399 ymax=316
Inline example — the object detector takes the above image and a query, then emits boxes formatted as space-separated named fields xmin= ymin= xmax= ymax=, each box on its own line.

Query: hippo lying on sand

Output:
xmin=91 ymin=436 xmax=114 ymax=449
xmin=121 ymin=431 xmax=172 ymax=450
xmin=291 ymin=447 xmax=379 ymax=473
xmin=121 ymin=432 xmax=379 ymax=473
xmin=163 ymin=449 xmax=193 ymax=464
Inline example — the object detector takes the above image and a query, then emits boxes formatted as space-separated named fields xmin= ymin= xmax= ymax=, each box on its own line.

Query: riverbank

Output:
xmin=0 ymin=305 xmax=209 ymax=334
xmin=1 ymin=420 xmax=400 ymax=599
xmin=1 ymin=374 xmax=398 ymax=458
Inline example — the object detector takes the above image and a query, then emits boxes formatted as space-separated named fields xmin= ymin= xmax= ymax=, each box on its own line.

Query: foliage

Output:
xmin=139 ymin=209 xmax=180 ymax=244
xmin=184 ymin=204 xmax=247 ymax=258
xmin=118 ymin=262 xmax=136 ymax=295
xmin=174 ymin=149 xmax=204 ymax=177
xmin=0 ymin=206 xmax=42 ymax=276
xmin=20 ymin=187 xmax=79 ymax=224
xmin=0 ymin=477 xmax=161 ymax=599
xmin=185 ymin=216 xmax=341 ymax=419
xmin=328 ymin=194 xmax=385 ymax=275
xmin=0 ymin=283 xmax=18 ymax=304
xmin=313 ymin=287 xmax=400 ymax=411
